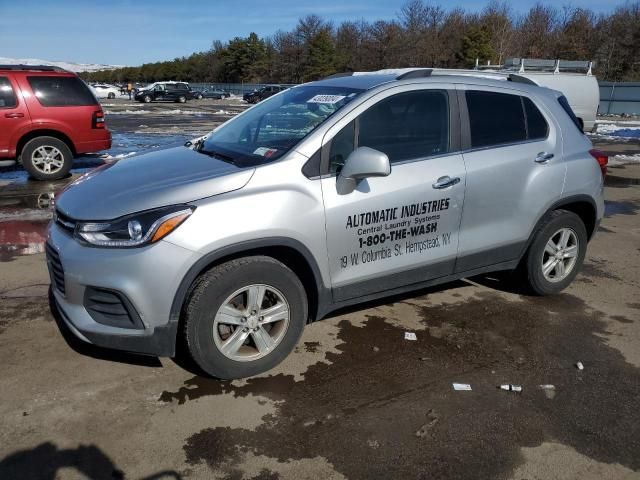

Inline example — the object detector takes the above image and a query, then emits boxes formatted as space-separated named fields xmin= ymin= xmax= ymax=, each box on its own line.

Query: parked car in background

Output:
xmin=243 ymin=85 xmax=287 ymax=104
xmin=134 ymin=81 xmax=191 ymax=103
xmin=49 ymin=69 xmax=605 ymax=379
xmin=90 ymin=83 xmax=121 ymax=99
xmin=0 ymin=64 xmax=111 ymax=180
xmin=194 ymin=88 xmax=231 ymax=100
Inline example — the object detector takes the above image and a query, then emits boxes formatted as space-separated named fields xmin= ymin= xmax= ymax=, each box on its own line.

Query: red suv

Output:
xmin=0 ymin=65 xmax=111 ymax=180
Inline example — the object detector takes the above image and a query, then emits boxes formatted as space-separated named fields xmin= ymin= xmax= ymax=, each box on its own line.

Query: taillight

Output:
xmin=589 ymin=149 xmax=608 ymax=177
xmin=92 ymin=110 xmax=105 ymax=129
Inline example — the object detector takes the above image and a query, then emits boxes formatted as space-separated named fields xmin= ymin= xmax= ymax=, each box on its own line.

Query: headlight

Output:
xmin=76 ymin=205 xmax=194 ymax=248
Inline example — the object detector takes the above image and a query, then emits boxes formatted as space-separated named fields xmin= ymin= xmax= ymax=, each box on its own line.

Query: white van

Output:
xmin=501 ymin=59 xmax=599 ymax=132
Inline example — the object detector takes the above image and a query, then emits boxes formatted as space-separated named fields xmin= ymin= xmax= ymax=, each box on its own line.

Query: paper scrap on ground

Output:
xmin=452 ymin=383 xmax=472 ymax=391
xmin=404 ymin=332 xmax=417 ymax=341
xmin=576 ymin=361 xmax=584 ymax=370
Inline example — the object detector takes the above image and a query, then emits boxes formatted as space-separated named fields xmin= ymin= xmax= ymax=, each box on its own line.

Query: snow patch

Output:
xmin=609 ymin=154 xmax=640 ymax=166
xmin=595 ymin=124 xmax=640 ymax=139
xmin=0 ymin=56 xmax=124 ymax=72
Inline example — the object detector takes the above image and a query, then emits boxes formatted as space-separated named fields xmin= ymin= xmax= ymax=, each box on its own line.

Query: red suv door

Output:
xmin=0 ymin=74 xmax=31 ymax=159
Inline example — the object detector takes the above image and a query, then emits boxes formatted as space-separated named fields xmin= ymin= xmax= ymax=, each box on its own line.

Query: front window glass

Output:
xmin=358 ymin=90 xmax=449 ymax=163
xmin=0 ymin=77 xmax=17 ymax=108
xmin=201 ymin=85 xmax=362 ymax=167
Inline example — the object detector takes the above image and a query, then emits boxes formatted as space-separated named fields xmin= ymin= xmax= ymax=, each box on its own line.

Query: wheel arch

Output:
xmin=170 ymin=238 xmax=330 ymax=330
xmin=522 ymin=194 xmax=598 ymax=260
xmin=16 ymin=129 xmax=77 ymax=161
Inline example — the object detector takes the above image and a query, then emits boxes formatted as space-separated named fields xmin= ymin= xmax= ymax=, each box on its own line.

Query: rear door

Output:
xmin=0 ymin=74 xmax=31 ymax=158
xmin=321 ymin=85 xmax=466 ymax=302
xmin=455 ymin=86 xmax=565 ymax=272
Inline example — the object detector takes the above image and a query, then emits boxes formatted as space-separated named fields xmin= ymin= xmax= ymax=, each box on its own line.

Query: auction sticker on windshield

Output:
xmin=307 ymin=94 xmax=346 ymax=104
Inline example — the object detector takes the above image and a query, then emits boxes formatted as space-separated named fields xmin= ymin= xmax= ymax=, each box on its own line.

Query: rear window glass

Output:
xmin=523 ymin=97 xmax=549 ymax=140
xmin=27 ymin=76 xmax=97 ymax=107
xmin=558 ymin=95 xmax=583 ymax=132
xmin=0 ymin=77 xmax=17 ymax=108
xmin=466 ymin=90 xmax=526 ymax=148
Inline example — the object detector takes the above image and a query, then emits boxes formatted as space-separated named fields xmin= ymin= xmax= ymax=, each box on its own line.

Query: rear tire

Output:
xmin=520 ymin=209 xmax=587 ymax=295
xmin=177 ymin=95 xmax=187 ymax=103
xmin=107 ymin=92 xmax=116 ymax=99
xmin=143 ymin=95 xmax=152 ymax=103
xmin=21 ymin=136 xmax=73 ymax=181
xmin=184 ymin=256 xmax=308 ymax=379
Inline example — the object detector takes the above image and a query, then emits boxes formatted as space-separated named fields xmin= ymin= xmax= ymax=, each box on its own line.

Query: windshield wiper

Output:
xmin=198 ymin=146 xmax=236 ymax=164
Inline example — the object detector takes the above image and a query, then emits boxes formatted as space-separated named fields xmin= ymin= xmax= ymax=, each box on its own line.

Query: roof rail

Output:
xmin=507 ymin=74 xmax=537 ymax=85
xmin=396 ymin=69 xmax=433 ymax=80
xmin=323 ymin=72 xmax=354 ymax=79
xmin=0 ymin=64 xmax=70 ymax=73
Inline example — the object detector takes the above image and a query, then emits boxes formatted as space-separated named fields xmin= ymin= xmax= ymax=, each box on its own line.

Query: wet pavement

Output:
xmin=1 ymin=107 xmax=640 ymax=479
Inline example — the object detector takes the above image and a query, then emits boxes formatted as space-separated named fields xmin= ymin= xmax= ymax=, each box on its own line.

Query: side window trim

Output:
xmin=320 ymin=88 xmax=460 ymax=177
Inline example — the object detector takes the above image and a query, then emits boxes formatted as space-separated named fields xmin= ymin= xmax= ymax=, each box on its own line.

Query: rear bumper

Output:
xmin=75 ymin=130 xmax=112 ymax=154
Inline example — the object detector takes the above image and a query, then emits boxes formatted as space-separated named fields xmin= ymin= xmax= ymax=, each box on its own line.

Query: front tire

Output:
xmin=184 ymin=256 xmax=308 ymax=379
xmin=143 ymin=95 xmax=152 ymax=103
xmin=107 ymin=92 xmax=116 ymax=99
xmin=21 ymin=136 xmax=73 ymax=181
xmin=520 ymin=209 xmax=587 ymax=295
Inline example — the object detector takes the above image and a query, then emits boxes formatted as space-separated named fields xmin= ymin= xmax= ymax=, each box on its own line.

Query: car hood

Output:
xmin=56 ymin=147 xmax=255 ymax=220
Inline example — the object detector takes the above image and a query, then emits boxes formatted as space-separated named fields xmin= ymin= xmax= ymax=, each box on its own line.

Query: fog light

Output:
xmin=128 ymin=220 xmax=143 ymax=241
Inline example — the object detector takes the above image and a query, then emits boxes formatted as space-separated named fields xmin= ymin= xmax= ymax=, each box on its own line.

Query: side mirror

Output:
xmin=337 ymin=147 xmax=391 ymax=195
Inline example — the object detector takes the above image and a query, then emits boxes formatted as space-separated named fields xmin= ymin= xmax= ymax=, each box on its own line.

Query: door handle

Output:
xmin=535 ymin=152 xmax=554 ymax=163
xmin=432 ymin=176 xmax=460 ymax=189
xmin=4 ymin=112 xmax=24 ymax=118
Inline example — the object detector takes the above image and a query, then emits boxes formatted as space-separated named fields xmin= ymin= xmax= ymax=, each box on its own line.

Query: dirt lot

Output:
xmin=1 ymin=102 xmax=639 ymax=479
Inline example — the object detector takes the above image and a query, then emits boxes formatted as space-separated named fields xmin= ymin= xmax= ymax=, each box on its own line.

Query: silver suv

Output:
xmin=48 ymin=69 xmax=607 ymax=379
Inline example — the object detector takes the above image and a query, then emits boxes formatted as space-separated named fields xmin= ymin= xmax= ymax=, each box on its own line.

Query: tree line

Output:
xmin=81 ymin=0 xmax=640 ymax=84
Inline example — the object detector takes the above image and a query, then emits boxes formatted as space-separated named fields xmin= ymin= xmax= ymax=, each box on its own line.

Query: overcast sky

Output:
xmin=0 ymin=0 xmax=629 ymax=66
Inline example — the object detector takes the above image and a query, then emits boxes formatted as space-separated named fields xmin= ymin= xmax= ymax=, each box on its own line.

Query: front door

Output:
xmin=321 ymin=86 xmax=466 ymax=302
xmin=0 ymin=75 xmax=31 ymax=158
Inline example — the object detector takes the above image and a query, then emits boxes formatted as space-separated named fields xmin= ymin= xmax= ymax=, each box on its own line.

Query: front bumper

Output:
xmin=47 ymin=222 xmax=200 ymax=356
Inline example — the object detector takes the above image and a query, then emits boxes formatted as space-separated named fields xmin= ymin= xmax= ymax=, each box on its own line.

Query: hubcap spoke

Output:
xmin=247 ymin=285 xmax=266 ymax=312
xmin=555 ymin=260 xmax=566 ymax=278
xmin=559 ymin=230 xmax=571 ymax=248
xmin=220 ymin=328 xmax=249 ymax=356
xmin=260 ymin=303 xmax=288 ymax=324
xmin=563 ymin=245 xmax=578 ymax=258
xmin=251 ymin=327 xmax=275 ymax=354
xmin=544 ymin=239 xmax=557 ymax=255
xmin=216 ymin=304 xmax=245 ymax=325
xmin=543 ymin=258 xmax=558 ymax=276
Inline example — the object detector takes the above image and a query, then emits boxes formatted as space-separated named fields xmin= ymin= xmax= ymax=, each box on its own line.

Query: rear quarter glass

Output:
xmin=558 ymin=95 xmax=583 ymax=132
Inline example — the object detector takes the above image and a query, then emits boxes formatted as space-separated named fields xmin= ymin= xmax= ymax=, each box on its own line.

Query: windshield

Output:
xmin=200 ymin=85 xmax=362 ymax=166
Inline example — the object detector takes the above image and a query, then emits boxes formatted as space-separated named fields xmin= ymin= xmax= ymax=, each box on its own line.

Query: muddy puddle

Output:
xmin=0 ymin=192 xmax=56 ymax=262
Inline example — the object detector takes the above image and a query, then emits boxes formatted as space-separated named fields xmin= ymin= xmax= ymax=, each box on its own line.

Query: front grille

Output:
xmin=45 ymin=242 xmax=65 ymax=295
xmin=84 ymin=287 xmax=144 ymax=329
xmin=54 ymin=209 xmax=77 ymax=235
